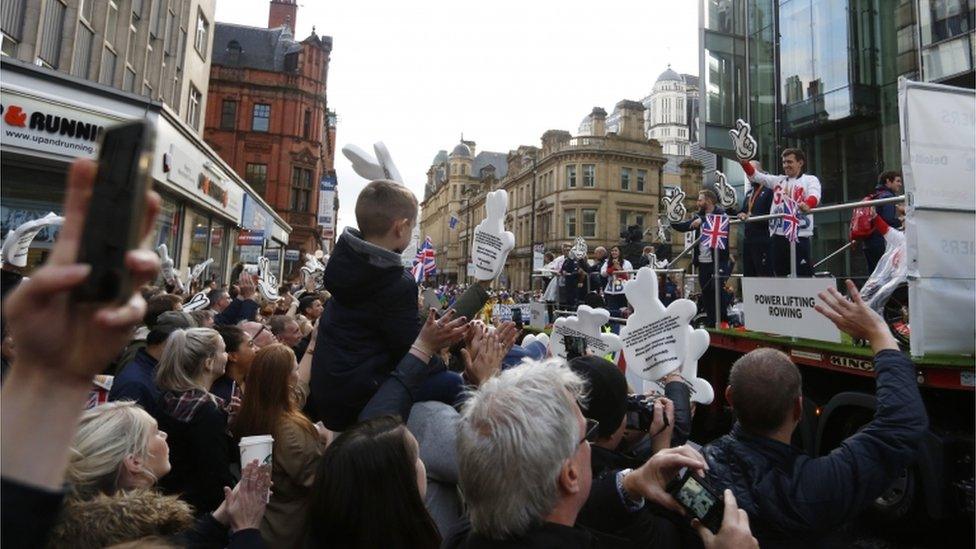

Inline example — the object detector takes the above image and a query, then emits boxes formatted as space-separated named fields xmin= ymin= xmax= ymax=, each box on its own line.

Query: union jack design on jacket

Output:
xmin=780 ymin=199 xmax=800 ymax=244
xmin=411 ymin=236 xmax=437 ymax=283
xmin=700 ymin=214 xmax=730 ymax=250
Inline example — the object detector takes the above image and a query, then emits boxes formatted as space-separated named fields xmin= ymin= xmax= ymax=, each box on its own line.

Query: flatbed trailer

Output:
xmin=694 ymin=327 xmax=975 ymax=526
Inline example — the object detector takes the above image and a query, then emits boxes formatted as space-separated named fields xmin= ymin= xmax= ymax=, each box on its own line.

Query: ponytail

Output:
xmin=155 ymin=328 xmax=222 ymax=392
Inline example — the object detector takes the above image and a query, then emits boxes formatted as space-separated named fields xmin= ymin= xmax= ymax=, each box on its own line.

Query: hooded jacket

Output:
xmin=310 ymin=228 xmax=422 ymax=430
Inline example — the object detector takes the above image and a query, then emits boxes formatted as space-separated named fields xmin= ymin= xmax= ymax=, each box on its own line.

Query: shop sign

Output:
xmin=240 ymin=245 xmax=262 ymax=263
xmin=157 ymin=128 xmax=243 ymax=224
xmin=0 ymin=92 xmax=119 ymax=159
xmin=242 ymin=194 xmax=274 ymax=232
xmin=237 ymin=229 xmax=264 ymax=246
xmin=318 ymin=174 xmax=337 ymax=229
xmin=265 ymin=249 xmax=280 ymax=261
xmin=285 ymin=249 xmax=301 ymax=261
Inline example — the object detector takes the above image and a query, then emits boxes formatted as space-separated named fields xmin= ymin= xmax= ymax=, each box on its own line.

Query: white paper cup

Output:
xmin=239 ymin=435 xmax=274 ymax=468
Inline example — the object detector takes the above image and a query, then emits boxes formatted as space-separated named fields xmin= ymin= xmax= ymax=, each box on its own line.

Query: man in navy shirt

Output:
xmin=863 ymin=171 xmax=903 ymax=273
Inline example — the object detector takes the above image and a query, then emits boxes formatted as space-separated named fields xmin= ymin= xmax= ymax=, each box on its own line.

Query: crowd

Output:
xmin=0 ymin=158 xmax=927 ymax=549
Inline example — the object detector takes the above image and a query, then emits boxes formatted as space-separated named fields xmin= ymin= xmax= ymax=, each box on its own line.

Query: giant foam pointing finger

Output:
xmin=470 ymin=189 xmax=515 ymax=281
xmin=1 ymin=213 xmax=63 ymax=268
xmin=550 ymin=305 xmax=622 ymax=359
xmin=156 ymin=244 xmax=184 ymax=292
xmin=342 ymin=142 xmax=404 ymax=184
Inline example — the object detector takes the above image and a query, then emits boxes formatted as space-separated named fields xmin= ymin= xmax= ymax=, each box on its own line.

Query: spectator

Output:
xmin=215 ymin=273 xmax=259 ymax=326
xmin=115 ymin=293 xmax=184 ymax=371
xmin=599 ymin=246 xmax=633 ymax=316
xmin=47 ymin=401 xmax=269 ymax=548
xmin=190 ymin=309 xmax=215 ymax=328
xmin=296 ymin=295 xmax=323 ymax=337
xmin=311 ymin=180 xmax=468 ymax=430
xmin=307 ymin=415 xmax=440 ymax=549
xmin=207 ymin=289 xmax=232 ymax=314
xmin=737 ymin=161 xmax=774 ymax=277
xmin=211 ymin=324 xmax=256 ymax=403
xmin=862 ymin=171 xmax=903 ymax=273
xmin=155 ymin=328 xmax=235 ymax=514
xmin=671 ymin=188 xmax=731 ymax=327
xmin=234 ymin=344 xmax=327 ymax=548
xmin=109 ymin=311 xmax=194 ymax=418
xmin=559 ymin=245 xmax=588 ymax=310
xmin=448 ymin=359 xmax=754 ymax=548
xmin=703 ymin=280 xmax=927 ymax=546
xmin=242 ymin=321 xmax=278 ymax=349
xmin=269 ymin=315 xmax=303 ymax=351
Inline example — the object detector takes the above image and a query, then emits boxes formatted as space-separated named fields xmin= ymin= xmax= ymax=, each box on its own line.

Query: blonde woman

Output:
xmin=47 ymin=402 xmax=270 ymax=548
xmin=154 ymin=327 xmax=233 ymax=514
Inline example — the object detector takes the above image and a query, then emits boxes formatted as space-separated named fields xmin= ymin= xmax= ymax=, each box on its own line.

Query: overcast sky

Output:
xmin=214 ymin=0 xmax=698 ymax=235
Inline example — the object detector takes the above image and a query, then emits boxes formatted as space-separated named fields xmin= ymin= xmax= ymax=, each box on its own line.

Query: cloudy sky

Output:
xmin=214 ymin=0 xmax=698 ymax=234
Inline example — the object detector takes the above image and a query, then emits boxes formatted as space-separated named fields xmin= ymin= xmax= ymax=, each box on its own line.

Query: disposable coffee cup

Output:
xmin=239 ymin=435 xmax=274 ymax=468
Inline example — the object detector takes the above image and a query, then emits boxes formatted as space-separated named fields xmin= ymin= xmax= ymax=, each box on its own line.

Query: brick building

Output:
xmin=203 ymin=0 xmax=335 ymax=256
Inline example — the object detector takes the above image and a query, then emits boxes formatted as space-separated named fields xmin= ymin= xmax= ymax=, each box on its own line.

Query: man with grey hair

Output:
xmin=448 ymin=358 xmax=756 ymax=548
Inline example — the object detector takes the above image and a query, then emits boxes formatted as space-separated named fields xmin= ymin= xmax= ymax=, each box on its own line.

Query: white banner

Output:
xmin=741 ymin=277 xmax=841 ymax=343
xmin=492 ymin=303 xmax=532 ymax=323
xmin=0 ymin=90 xmax=120 ymax=159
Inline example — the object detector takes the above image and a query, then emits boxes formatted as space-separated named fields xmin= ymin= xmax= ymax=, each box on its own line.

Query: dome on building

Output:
xmin=450 ymin=143 xmax=472 ymax=158
xmin=432 ymin=150 xmax=449 ymax=165
xmin=656 ymin=65 xmax=683 ymax=83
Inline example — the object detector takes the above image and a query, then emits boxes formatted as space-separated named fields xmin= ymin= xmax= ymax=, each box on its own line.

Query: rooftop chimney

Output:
xmin=269 ymin=0 xmax=297 ymax=33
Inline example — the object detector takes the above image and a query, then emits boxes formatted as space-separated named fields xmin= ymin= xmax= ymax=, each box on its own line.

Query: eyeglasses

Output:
xmin=579 ymin=418 xmax=600 ymax=446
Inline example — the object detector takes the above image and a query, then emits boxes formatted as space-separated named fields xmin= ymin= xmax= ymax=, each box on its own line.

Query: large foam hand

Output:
xmin=257 ymin=256 xmax=280 ymax=302
xmin=619 ymin=267 xmax=699 ymax=386
xmin=342 ymin=142 xmax=403 ymax=184
xmin=299 ymin=252 xmax=326 ymax=293
xmin=729 ymin=119 xmax=758 ymax=161
xmin=189 ymin=258 xmax=214 ymax=283
xmin=156 ymin=244 xmax=184 ymax=292
xmin=664 ymin=189 xmax=688 ymax=224
xmin=550 ymin=305 xmax=623 ymax=359
xmin=182 ymin=291 xmax=211 ymax=312
xmin=470 ymin=190 xmax=515 ymax=281
xmin=1 ymin=212 xmax=63 ymax=268
xmin=715 ymin=171 xmax=738 ymax=210
xmin=677 ymin=328 xmax=714 ymax=405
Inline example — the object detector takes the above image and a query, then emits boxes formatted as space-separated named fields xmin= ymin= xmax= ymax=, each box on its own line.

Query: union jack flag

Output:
xmin=449 ymin=215 xmax=459 ymax=230
xmin=700 ymin=213 xmax=729 ymax=250
xmin=780 ymin=199 xmax=800 ymax=243
xmin=411 ymin=236 xmax=437 ymax=283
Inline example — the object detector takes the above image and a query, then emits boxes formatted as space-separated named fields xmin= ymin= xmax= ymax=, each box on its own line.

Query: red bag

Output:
xmin=849 ymin=192 xmax=881 ymax=241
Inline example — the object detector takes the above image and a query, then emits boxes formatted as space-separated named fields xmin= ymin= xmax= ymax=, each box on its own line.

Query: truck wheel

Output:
xmin=871 ymin=466 xmax=916 ymax=520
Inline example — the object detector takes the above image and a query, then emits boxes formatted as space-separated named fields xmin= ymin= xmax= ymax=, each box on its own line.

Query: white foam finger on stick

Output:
xmin=619 ymin=267 xmax=701 ymax=382
xmin=678 ymin=328 xmax=714 ymax=405
xmin=664 ymin=189 xmax=688 ymax=224
xmin=729 ymin=118 xmax=758 ymax=161
xmin=470 ymin=190 xmax=515 ymax=281
xmin=550 ymin=305 xmax=622 ymax=359
xmin=715 ymin=171 xmax=738 ymax=210
xmin=1 ymin=213 xmax=63 ymax=268
xmin=183 ymin=291 xmax=211 ymax=312
xmin=342 ymin=144 xmax=387 ymax=182
xmin=372 ymin=142 xmax=403 ymax=184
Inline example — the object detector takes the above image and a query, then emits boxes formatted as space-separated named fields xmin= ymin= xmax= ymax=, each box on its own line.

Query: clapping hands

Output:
xmin=214 ymin=459 xmax=272 ymax=532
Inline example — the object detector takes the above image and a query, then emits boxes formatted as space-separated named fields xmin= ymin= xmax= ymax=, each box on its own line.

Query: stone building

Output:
xmin=421 ymin=100 xmax=707 ymax=290
xmin=203 ymin=0 xmax=335 ymax=256
xmin=1 ymin=0 xmax=215 ymax=134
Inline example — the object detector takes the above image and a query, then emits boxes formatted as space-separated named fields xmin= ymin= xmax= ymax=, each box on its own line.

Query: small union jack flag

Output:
xmin=700 ymin=213 xmax=729 ymax=250
xmin=449 ymin=215 xmax=459 ymax=230
xmin=411 ymin=236 xmax=437 ymax=283
xmin=780 ymin=199 xmax=800 ymax=243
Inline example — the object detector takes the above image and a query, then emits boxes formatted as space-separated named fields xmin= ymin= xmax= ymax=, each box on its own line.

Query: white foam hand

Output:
xmin=664 ymin=189 xmax=688 ymax=224
xmin=619 ymin=267 xmax=699 ymax=383
xmin=0 ymin=212 xmax=63 ymax=268
xmin=257 ymin=256 xmax=280 ymax=302
xmin=570 ymin=236 xmax=587 ymax=260
xmin=342 ymin=142 xmax=403 ymax=184
xmin=729 ymin=119 xmax=758 ymax=161
xmin=677 ymin=328 xmax=714 ymax=405
xmin=300 ymin=252 xmax=326 ymax=292
xmin=470 ymin=190 xmax=515 ymax=281
xmin=550 ymin=305 xmax=622 ymax=359
xmin=183 ymin=291 xmax=211 ymax=312
xmin=521 ymin=332 xmax=551 ymax=357
xmin=189 ymin=258 xmax=214 ymax=283
xmin=715 ymin=171 xmax=738 ymax=210
xmin=655 ymin=216 xmax=668 ymax=244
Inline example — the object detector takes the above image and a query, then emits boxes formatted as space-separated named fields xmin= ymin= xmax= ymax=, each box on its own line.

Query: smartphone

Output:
xmin=73 ymin=120 xmax=155 ymax=303
xmin=565 ymin=335 xmax=587 ymax=360
xmin=667 ymin=469 xmax=725 ymax=534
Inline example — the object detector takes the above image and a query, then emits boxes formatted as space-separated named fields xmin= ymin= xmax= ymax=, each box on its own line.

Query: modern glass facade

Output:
xmin=699 ymin=0 xmax=975 ymax=279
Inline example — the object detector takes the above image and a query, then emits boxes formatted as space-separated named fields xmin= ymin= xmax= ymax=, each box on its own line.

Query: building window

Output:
xmin=634 ymin=213 xmax=645 ymax=230
xmin=106 ymin=2 xmax=118 ymax=46
xmin=620 ymin=167 xmax=631 ymax=190
xmin=131 ymin=0 xmax=144 ymax=18
xmin=637 ymin=169 xmax=647 ymax=192
xmin=2 ymin=0 xmax=26 ymax=42
xmin=245 ymin=163 xmax=268 ymax=194
xmin=619 ymin=210 xmax=630 ymax=235
xmin=187 ymin=85 xmax=201 ymax=127
xmin=291 ymin=167 xmax=313 ymax=212
xmin=142 ymin=81 xmax=152 ymax=97
xmin=194 ymin=9 xmax=209 ymax=60
xmin=38 ymin=0 xmax=66 ymax=68
xmin=123 ymin=66 xmax=136 ymax=91
xmin=220 ymin=100 xmax=237 ymax=130
xmin=100 ymin=47 xmax=117 ymax=85
xmin=582 ymin=209 xmax=597 ymax=238
xmin=564 ymin=210 xmax=577 ymax=238
xmin=302 ymin=109 xmax=312 ymax=139
xmin=566 ymin=165 xmax=577 ymax=188
xmin=71 ymin=24 xmax=95 ymax=78
xmin=126 ymin=24 xmax=137 ymax=63
xmin=176 ymin=27 xmax=187 ymax=69
xmin=252 ymin=103 xmax=270 ymax=132
xmin=165 ymin=9 xmax=177 ymax=55
xmin=582 ymin=164 xmax=596 ymax=187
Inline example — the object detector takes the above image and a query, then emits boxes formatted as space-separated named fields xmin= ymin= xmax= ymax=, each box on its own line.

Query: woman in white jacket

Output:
xmin=600 ymin=245 xmax=632 ymax=314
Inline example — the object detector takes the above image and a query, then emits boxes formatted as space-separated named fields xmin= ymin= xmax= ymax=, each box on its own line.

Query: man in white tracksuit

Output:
xmin=740 ymin=148 xmax=821 ymax=276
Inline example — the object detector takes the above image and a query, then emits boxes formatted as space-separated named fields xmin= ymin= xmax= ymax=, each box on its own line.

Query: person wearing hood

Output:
xmin=310 ymin=180 xmax=470 ymax=431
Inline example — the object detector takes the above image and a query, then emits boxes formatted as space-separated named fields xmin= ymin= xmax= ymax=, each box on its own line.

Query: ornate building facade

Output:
xmin=421 ymin=100 xmax=706 ymax=290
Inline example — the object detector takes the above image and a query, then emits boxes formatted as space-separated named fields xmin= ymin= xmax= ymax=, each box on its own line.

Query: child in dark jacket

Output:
xmin=310 ymin=180 xmax=473 ymax=430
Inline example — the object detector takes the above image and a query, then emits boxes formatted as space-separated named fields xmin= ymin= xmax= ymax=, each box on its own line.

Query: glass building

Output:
xmin=699 ymin=0 xmax=975 ymax=278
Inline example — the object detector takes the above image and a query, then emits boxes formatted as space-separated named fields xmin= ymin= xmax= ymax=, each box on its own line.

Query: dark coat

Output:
xmin=741 ymin=185 xmax=774 ymax=243
xmin=703 ymin=350 xmax=927 ymax=548
xmin=214 ymin=298 xmax=259 ymax=326
xmin=108 ymin=348 xmax=161 ymax=418
xmin=310 ymin=228 xmax=422 ymax=431
xmin=670 ymin=206 xmax=731 ymax=266
xmin=864 ymin=187 xmax=902 ymax=252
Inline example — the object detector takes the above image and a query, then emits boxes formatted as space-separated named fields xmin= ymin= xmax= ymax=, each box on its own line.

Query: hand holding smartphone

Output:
xmin=667 ymin=469 xmax=725 ymax=534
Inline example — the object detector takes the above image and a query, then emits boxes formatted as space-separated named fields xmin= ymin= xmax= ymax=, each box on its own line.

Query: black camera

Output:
xmin=667 ymin=470 xmax=725 ymax=534
xmin=625 ymin=394 xmax=657 ymax=431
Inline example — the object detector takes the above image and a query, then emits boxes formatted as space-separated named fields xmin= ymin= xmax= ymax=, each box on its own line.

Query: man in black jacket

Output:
xmin=862 ymin=171 xmax=903 ymax=273
xmin=671 ymin=188 xmax=730 ymax=327
xmin=737 ymin=162 xmax=774 ymax=277
xmin=703 ymin=280 xmax=928 ymax=547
